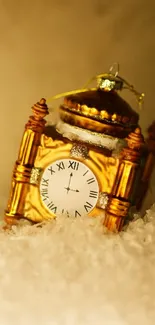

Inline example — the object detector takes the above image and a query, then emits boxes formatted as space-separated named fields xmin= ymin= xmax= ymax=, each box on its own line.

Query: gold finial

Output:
xmin=25 ymin=98 xmax=49 ymax=133
xmin=39 ymin=98 xmax=46 ymax=105
xmin=32 ymin=98 xmax=49 ymax=117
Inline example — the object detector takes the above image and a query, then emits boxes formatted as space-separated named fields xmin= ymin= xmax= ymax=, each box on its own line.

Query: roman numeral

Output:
xmin=61 ymin=209 xmax=70 ymax=217
xmin=68 ymin=160 xmax=79 ymax=170
xmin=83 ymin=170 xmax=89 ymax=176
xmin=48 ymin=166 xmax=55 ymax=174
xmin=89 ymin=190 xmax=98 ymax=199
xmin=41 ymin=178 xmax=49 ymax=187
xmin=41 ymin=188 xmax=49 ymax=201
xmin=84 ymin=201 xmax=93 ymax=213
xmin=75 ymin=210 xmax=81 ymax=217
xmin=87 ymin=177 xmax=95 ymax=185
xmin=47 ymin=201 xmax=57 ymax=214
xmin=56 ymin=161 xmax=65 ymax=171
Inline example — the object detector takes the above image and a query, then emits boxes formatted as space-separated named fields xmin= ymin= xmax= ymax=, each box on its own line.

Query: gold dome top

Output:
xmin=55 ymin=64 xmax=144 ymax=138
xmin=59 ymin=88 xmax=139 ymax=138
xmin=62 ymin=89 xmax=139 ymax=126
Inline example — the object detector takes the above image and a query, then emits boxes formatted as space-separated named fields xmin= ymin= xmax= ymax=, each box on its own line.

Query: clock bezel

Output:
xmin=39 ymin=157 xmax=100 ymax=218
xmin=23 ymin=134 xmax=111 ymax=223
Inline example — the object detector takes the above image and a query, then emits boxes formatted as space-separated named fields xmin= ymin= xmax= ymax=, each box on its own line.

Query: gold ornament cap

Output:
xmin=62 ymin=88 xmax=139 ymax=125
xmin=48 ymin=63 xmax=144 ymax=138
xmin=57 ymin=64 xmax=144 ymax=138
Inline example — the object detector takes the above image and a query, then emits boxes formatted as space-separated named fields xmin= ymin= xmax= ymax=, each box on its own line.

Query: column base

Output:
xmin=104 ymin=197 xmax=130 ymax=232
xmin=5 ymin=212 xmax=24 ymax=226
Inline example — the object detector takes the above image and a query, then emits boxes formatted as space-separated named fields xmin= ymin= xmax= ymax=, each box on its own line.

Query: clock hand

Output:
xmin=69 ymin=189 xmax=79 ymax=192
xmin=64 ymin=173 xmax=73 ymax=194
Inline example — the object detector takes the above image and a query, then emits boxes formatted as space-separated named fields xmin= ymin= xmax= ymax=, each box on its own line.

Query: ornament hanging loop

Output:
xmin=96 ymin=63 xmax=145 ymax=110
xmin=122 ymin=80 xmax=145 ymax=110
xmin=47 ymin=63 xmax=145 ymax=111
xmin=109 ymin=62 xmax=120 ymax=77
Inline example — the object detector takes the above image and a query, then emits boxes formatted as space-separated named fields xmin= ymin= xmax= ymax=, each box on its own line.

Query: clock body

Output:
xmin=5 ymin=84 xmax=155 ymax=231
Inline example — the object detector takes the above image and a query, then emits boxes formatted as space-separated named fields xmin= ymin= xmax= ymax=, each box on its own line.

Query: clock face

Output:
xmin=39 ymin=158 xmax=99 ymax=218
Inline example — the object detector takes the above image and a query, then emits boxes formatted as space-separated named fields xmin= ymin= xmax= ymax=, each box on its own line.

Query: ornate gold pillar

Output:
xmin=104 ymin=127 xmax=145 ymax=232
xmin=5 ymin=98 xmax=49 ymax=225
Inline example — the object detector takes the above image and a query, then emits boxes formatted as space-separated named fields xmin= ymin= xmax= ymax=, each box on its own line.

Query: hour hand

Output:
xmin=69 ymin=189 xmax=79 ymax=193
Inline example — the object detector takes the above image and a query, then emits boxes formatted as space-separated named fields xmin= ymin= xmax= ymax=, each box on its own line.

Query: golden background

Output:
xmin=0 ymin=0 xmax=155 ymax=215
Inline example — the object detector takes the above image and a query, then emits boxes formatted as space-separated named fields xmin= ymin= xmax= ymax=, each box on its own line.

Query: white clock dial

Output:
xmin=39 ymin=158 xmax=99 ymax=217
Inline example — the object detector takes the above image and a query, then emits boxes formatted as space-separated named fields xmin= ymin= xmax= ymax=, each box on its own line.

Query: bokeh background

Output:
xmin=0 ymin=0 xmax=155 ymax=214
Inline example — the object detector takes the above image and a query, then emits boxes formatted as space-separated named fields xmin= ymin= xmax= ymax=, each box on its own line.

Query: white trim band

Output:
xmin=56 ymin=120 xmax=120 ymax=150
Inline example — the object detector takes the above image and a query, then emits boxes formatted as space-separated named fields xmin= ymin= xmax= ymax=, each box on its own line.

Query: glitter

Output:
xmin=30 ymin=167 xmax=42 ymax=185
xmin=70 ymin=143 xmax=89 ymax=159
xmin=98 ymin=78 xmax=116 ymax=91
xmin=97 ymin=192 xmax=109 ymax=209
xmin=56 ymin=120 xmax=119 ymax=150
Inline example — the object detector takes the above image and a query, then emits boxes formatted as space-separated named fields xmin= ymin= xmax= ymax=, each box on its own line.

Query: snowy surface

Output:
xmin=0 ymin=206 xmax=155 ymax=325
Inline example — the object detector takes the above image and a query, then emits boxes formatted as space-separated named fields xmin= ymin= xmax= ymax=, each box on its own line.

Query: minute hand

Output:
xmin=65 ymin=173 xmax=73 ymax=194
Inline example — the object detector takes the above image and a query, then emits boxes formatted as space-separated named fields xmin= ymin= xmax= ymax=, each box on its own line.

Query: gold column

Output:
xmin=104 ymin=128 xmax=145 ymax=232
xmin=5 ymin=98 xmax=49 ymax=225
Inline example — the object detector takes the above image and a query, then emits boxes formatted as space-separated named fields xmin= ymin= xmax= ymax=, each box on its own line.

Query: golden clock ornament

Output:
xmin=5 ymin=64 xmax=155 ymax=232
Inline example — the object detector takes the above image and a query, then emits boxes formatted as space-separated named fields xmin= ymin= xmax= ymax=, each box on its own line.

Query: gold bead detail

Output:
xmin=100 ymin=110 xmax=110 ymax=119
xmin=81 ymin=105 xmax=91 ymax=115
xmin=112 ymin=113 xmax=117 ymax=121
xmin=90 ymin=108 xmax=99 ymax=115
